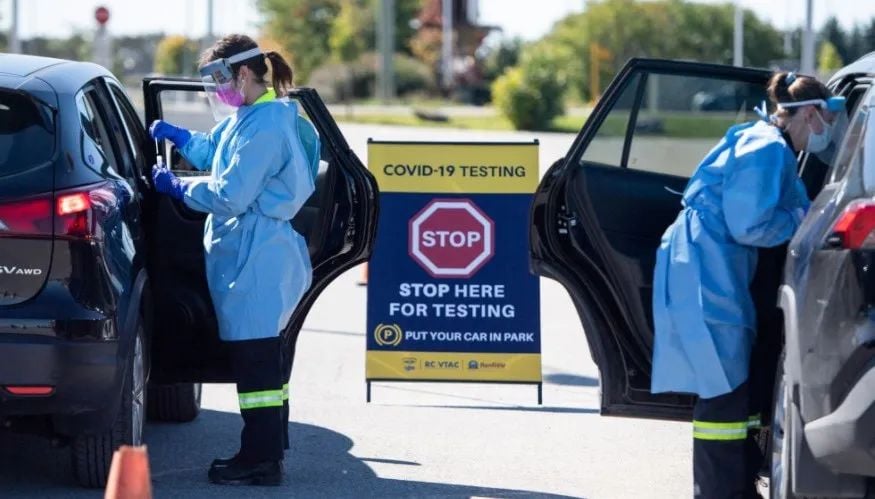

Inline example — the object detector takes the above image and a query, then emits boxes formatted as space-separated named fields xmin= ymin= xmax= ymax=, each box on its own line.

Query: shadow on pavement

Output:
xmin=543 ymin=373 xmax=600 ymax=387
xmin=407 ymin=405 xmax=599 ymax=414
xmin=0 ymin=410 xmax=584 ymax=498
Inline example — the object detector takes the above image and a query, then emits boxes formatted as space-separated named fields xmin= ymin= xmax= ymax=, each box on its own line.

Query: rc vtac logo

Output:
xmin=374 ymin=323 xmax=403 ymax=347
xmin=402 ymin=357 xmax=417 ymax=372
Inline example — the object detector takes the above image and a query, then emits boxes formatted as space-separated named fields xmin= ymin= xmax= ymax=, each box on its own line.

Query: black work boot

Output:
xmin=208 ymin=459 xmax=282 ymax=486
xmin=210 ymin=454 xmax=241 ymax=470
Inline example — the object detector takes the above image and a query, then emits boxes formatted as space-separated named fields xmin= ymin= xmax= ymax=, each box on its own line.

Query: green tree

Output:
xmin=818 ymin=41 xmax=844 ymax=73
xmin=492 ymin=41 xmax=567 ymax=130
xmin=864 ymin=19 xmax=875 ymax=58
xmin=361 ymin=0 xmax=423 ymax=55
xmin=259 ymin=0 xmax=341 ymax=84
xmin=330 ymin=0 xmax=367 ymax=108
xmin=153 ymin=35 xmax=199 ymax=75
xmin=330 ymin=0 xmax=366 ymax=63
xmin=820 ymin=17 xmax=849 ymax=63
xmin=260 ymin=0 xmax=422 ymax=84
xmin=482 ymin=37 xmax=523 ymax=83
xmin=522 ymin=0 xmax=783 ymax=103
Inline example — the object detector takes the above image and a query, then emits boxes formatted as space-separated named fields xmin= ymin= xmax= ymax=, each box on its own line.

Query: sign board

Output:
xmin=366 ymin=141 xmax=541 ymax=397
xmin=95 ymin=6 xmax=110 ymax=25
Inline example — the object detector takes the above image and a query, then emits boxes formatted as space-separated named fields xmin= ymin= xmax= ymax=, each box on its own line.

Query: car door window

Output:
xmin=91 ymin=84 xmax=136 ymax=180
xmin=581 ymin=72 xmax=642 ymax=167
xmin=581 ymin=70 xmax=768 ymax=178
xmin=833 ymin=88 xmax=872 ymax=187
xmin=106 ymin=80 xmax=148 ymax=179
xmin=76 ymin=88 xmax=121 ymax=175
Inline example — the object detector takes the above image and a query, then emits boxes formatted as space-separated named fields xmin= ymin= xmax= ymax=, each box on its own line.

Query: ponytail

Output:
xmin=200 ymin=35 xmax=296 ymax=96
xmin=266 ymin=51 xmax=294 ymax=95
xmin=768 ymin=71 xmax=831 ymax=117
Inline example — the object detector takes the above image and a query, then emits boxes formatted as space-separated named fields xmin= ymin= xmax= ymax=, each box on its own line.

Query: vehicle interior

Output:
xmin=140 ymin=82 xmax=361 ymax=383
xmin=554 ymin=60 xmax=868 ymax=419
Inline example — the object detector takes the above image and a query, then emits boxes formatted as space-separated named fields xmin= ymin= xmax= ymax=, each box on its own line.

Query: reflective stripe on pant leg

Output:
xmin=282 ymin=383 xmax=289 ymax=401
xmin=748 ymin=413 xmax=762 ymax=430
xmin=239 ymin=388 xmax=284 ymax=410
xmin=693 ymin=420 xmax=749 ymax=441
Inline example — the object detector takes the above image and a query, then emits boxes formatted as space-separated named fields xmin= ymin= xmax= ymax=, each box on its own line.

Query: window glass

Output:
xmin=77 ymin=89 xmax=120 ymax=174
xmin=580 ymin=73 xmax=641 ymax=167
xmin=627 ymin=73 xmax=767 ymax=177
xmin=153 ymin=89 xmax=216 ymax=175
xmin=0 ymin=91 xmax=55 ymax=176
xmin=108 ymin=82 xmax=147 ymax=177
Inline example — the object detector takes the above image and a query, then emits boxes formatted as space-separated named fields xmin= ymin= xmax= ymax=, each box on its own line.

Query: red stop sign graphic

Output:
xmin=409 ymin=199 xmax=494 ymax=278
xmin=95 ymin=6 xmax=110 ymax=25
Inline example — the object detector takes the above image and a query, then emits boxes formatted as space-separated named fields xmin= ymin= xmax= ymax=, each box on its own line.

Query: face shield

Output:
xmin=198 ymin=47 xmax=263 ymax=122
xmin=777 ymin=96 xmax=849 ymax=163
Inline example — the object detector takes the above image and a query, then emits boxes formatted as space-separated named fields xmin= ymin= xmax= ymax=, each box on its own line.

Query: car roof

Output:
xmin=0 ymin=54 xmax=114 ymax=97
xmin=829 ymin=52 xmax=875 ymax=85
xmin=0 ymin=53 xmax=68 ymax=77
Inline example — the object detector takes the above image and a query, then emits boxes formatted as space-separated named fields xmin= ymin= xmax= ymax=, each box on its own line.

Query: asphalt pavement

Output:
xmin=0 ymin=122 xmax=693 ymax=498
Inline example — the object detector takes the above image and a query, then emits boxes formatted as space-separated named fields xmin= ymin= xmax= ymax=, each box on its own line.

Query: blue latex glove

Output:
xmin=152 ymin=165 xmax=187 ymax=201
xmin=149 ymin=120 xmax=191 ymax=149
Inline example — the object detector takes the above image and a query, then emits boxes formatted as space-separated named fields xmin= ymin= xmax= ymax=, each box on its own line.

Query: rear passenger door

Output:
xmin=530 ymin=59 xmax=772 ymax=420
xmin=141 ymin=79 xmax=378 ymax=383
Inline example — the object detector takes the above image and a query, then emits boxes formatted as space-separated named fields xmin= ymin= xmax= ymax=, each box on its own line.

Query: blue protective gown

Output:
xmin=179 ymin=93 xmax=316 ymax=342
xmin=651 ymin=120 xmax=810 ymax=398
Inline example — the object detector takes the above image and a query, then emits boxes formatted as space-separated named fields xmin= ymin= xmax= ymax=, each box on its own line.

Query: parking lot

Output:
xmin=0 ymin=122 xmax=693 ymax=498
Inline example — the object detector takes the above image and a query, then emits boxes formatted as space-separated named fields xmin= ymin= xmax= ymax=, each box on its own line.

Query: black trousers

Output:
xmin=693 ymin=381 xmax=764 ymax=499
xmin=230 ymin=337 xmax=285 ymax=463
xmin=693 ymin=246 xmax=786 ymax=498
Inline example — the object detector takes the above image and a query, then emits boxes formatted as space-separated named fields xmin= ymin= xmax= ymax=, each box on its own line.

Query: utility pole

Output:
xmin=441 ymin=0 xmax=453 ymax=90
xmin=9 ymin=0 xmax=21 ymax=53
xmin=206 ymin=0 xmax=215 ymax=45
xmin=733 ymin=2 xmax=744 ymax=67
xmin=801 ymin=0 xmax=815 ymax=74
xmin=376 ymin=0 xmax=396 ymax=102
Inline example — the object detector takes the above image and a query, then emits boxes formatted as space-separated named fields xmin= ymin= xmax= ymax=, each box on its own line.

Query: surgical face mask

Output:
xmin=216 ymin=80 xmax=245 ymax=108
xmin=805 ymin=111 xmax=832 ymax=154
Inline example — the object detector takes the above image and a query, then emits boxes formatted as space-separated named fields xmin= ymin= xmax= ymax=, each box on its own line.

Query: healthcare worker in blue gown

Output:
xmin=652 ymin=72 xmax=845 ymax=498
xmin=148 ymin=34 xmax=320 ymax=486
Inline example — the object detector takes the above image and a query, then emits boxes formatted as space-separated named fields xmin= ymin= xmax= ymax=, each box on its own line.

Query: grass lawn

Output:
xmin=335 ymin=108 xmax=744 ymax=138
xmin=335 ymin=111 xmax=587 ymax=133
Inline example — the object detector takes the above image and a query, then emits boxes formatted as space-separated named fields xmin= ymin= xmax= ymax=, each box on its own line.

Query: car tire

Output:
xmin=71 ymin=324 xmax=146 ymax=488
xmin=146 ymin=382 xmax=201 ymax=423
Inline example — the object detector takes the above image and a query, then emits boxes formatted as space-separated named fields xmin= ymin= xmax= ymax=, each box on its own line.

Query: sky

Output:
xmin=0 ymin=0 xmax=872 ymax=41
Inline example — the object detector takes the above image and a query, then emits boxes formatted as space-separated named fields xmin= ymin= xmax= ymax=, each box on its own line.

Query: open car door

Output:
xmin=531 ymin=59 xmax=773 ymax=420
xmin=141 ymin=78 xmax=378 ymax=383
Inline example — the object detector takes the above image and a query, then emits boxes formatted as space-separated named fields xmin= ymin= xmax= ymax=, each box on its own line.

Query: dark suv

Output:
xmin=530 ymin=55 xmax=875 ymax=498
xmin=0 ymin=54 xmax=377 ymax=488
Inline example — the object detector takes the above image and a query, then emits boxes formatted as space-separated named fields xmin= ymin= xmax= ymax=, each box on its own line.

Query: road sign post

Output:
xmin=366 ymin=141 xmax=542 ymax=403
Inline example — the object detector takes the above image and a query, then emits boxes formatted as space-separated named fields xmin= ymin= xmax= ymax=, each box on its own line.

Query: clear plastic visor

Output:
xmin=201 ymin=74 xmax=236 ymax=122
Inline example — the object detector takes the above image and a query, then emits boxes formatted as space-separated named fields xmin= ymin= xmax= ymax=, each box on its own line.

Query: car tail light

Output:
xmin=831 ymin=201 xmax=875 ymax=249
xmin=0 ymin=183 xmax=115 ymax=240
xmin=0 ymin=197 xmax=53 ymax=236
xmin=55 ymin=191 xmax=94 ymax=239
xmin=4 ymin=386 xmax=54 ymax=396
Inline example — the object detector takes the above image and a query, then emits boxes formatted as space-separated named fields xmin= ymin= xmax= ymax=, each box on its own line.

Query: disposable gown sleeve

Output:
xmin=722 ymin=142 xmax=801 ymax=247
xmin=179 ymin=120 xmax=229 ymax=171
xmin=183 ymin=129 xmax=286 ymax=217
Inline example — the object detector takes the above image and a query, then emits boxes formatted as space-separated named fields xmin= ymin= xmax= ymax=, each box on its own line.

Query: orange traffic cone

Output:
xmin=105 ymin=445 xmax=152 ymax=499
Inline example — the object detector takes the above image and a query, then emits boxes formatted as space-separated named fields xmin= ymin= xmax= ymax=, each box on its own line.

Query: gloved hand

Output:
xmin=152 ymin=165 xmax=188 ymax=201
xmin=149 ymin=120 xmax=191 ymax=149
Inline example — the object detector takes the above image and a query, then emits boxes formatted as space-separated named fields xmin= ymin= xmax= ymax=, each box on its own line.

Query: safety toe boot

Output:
xmin=208 ymin=459 xmax=282 ymax=486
